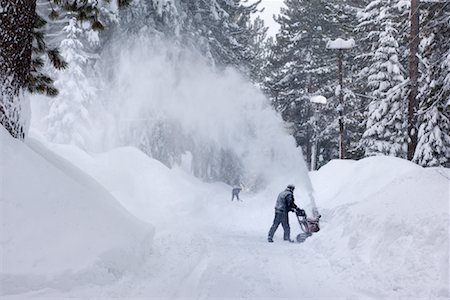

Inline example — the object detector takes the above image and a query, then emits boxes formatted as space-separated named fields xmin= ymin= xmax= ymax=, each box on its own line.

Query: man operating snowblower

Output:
xmin=267 ymin=184 xmax=305 ymax=243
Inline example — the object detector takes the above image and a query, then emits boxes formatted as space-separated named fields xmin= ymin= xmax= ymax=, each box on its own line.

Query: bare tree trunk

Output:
xmin=407 ymin=0 xmax=420 ymax=160
xmin=0 ymin=0 xmax=36 ymax=139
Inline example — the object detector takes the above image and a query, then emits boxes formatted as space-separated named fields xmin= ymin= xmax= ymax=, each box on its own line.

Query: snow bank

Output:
xmin=0 ymin=127 xmax=154 ymax=295
xmin=34 ymin=140 xmax=222 ymax=226
xmin=310 ymin=156 xmax=449 ymax=298
xmin=311 ymin=157 xmax=422 ymax=208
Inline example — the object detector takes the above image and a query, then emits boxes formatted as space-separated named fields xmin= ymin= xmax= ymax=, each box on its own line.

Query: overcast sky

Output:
xmin=249 ymin=0 xmax=285 ymax=37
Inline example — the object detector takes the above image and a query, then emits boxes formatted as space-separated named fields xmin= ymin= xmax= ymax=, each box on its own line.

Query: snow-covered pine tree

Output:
xmin=119 ymin=0 xmax=262 ymax=76
xmin=357 ymin=0 xmax=408 ymax=157
xmin=245 ymin=16 xmax=269 ymax=84
xmin=120 ymin=0 xmax=179 ymax=37
xmin=186 ymin=0 xmax=261 ymax=74
xmin=0 ymin=0 xmax=128 ymax=140
xmin=343 ymin=87 xmax=366 ymax=159
xmin=413 ymin=2 xmax=450 ymax=167
xmin=263 ymin=0 xmax=309 ymax=165
xmin=46 ymin=18 xmax=95 ymax=149
xmin=264 ymin=0 xmax=360 ymax=167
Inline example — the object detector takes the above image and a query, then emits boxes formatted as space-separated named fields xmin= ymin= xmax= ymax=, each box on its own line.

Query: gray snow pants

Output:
xmin=268 ymin=210 xmax=290 ymax=240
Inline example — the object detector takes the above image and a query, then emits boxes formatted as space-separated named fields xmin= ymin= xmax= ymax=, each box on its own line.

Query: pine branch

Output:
xmin=47 ymin=48 xmax=68 ymax=70
xmin=31 ymin=57 xmax=45 ymax=70
xmin=49 ymin=9 xmax=60 ymax=20
xmin=118 ymin=0 xmax=132 ymax=8
xmin=28 ymin=73 xmax=58 ymax=97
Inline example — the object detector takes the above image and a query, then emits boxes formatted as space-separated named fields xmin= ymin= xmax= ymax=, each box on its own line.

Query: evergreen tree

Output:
xmin=357 ymin=0 xmax=408 ymax=157
xmin=119 ymin=0 xmax=262 ymax=75
xmin=47 ymin=18 xmax=95 ymax=149
xmin=246 ymin=16 xmax=269 ymax=84
xmin=343 ymin=87 xmax=366 ymax=159
xmin=187 ymin=0 xmax=262 ymax=74
xmin=414 ymin=2 xmax=450 ymax=167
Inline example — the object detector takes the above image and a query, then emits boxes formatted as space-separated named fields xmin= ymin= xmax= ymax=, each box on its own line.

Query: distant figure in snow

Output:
xmin=267 ymin=184 xmax=302 ymax=243
xmin=231 ymin=185 xmax=242 ymax=201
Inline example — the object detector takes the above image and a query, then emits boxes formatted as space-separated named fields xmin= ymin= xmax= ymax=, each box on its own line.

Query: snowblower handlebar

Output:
xmin=294 ymin=208 xmax=306 ymax=217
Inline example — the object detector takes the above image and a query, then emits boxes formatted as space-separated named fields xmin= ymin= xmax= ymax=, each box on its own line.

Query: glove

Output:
xmin=290 ymin=203 xmax=298 ymax=212
xmin=296 ymin=208 xmax=306 ymax=217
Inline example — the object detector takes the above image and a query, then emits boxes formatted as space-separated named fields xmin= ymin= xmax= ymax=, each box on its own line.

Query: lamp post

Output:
xmin=309 ymin=95 xmax=327 ymax=171
xmin=326 ymin=38 xmax=355 ymax=159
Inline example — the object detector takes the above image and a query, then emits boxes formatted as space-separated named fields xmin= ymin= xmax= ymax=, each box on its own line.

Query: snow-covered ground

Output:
xmin=1 ymin=127 xmax=449 ymax=299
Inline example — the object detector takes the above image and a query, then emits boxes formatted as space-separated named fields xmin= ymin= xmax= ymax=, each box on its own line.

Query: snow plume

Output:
xmin=90 ymin=36 xmax=312 ymax=196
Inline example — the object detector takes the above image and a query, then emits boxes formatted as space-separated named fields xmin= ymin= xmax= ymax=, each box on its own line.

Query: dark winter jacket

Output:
xmin=274 ymin=188 xmax=298 ymax=213
xmin=232 ymin=187 xmax=241 ymax=195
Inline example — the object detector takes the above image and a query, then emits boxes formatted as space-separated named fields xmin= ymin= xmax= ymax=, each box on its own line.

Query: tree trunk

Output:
xmin=0 ymin=0 xmax=36 ymax=139
xmin=407 ymin=0 xmax=420 ymax=160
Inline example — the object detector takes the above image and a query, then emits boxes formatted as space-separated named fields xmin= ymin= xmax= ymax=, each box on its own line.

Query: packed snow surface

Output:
xmin=1 ymin=127 xmax=448 ymax=299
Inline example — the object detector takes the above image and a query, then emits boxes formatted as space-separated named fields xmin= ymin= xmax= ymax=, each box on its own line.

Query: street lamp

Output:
xmin=309 ymin=95 xmax=327 ymax=171
xmin=326 ymin=38 xmax=355 ymax=159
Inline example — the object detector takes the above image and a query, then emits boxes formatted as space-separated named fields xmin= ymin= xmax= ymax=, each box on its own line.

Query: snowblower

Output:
xmin=294 ymin=208 xmax=321 ymax=243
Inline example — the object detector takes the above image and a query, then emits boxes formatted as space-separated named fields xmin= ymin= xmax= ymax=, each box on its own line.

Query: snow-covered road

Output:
xmin=14 ymin=220 xmax=362 ymax=299
xmin=92 ymin=232 xmax=355 ymax=299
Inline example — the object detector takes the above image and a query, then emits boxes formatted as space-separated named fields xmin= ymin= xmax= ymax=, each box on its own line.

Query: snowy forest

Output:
xmin=0 ymin=0 xmax=449 ymax=299
xmin=1 ymin=0 xmax=449 ymax=177
xmin=264 ymin=0 xmax=450 ymax=169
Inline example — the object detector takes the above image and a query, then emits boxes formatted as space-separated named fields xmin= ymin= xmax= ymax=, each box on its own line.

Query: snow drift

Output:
xmin=0 ymin=126 xmax=153 ymax=295
xmin=310 ymin=156 xmax=449 ymax=298
xmin=39 ymin=138 xmax=226 ymax=226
